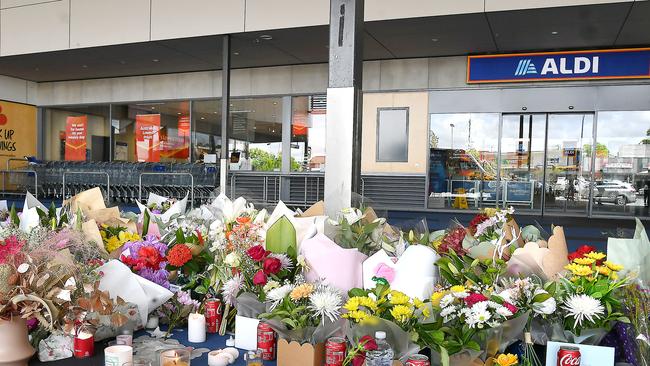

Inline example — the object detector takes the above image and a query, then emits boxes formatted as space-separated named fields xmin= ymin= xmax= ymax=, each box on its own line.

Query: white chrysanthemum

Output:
xmin=308 ymin=289 xmax=343 ymax=323
xmin=263 ymin=280 xmax=280 ymax=293
xmin=452 ymin=291 xmax=469 ymax=299
xmin=471 ymin=307 xmax=492 ymax=324
xmin=267 ymin=284 xmax=294 ymax=309
xmin=222 ymin=273 xmax=244 ymax=306
xmin=486 ymin=301 xmax=501 ymax=309
xmin=562 ymin=294 xmax=605 ymax=328
xmin=269 ymin=253 xmax=294 ymax=271
xmin=440 ymin=294 xmax=455 ymax=308
xmin=440 ymin=305 xmax=457 ymax=318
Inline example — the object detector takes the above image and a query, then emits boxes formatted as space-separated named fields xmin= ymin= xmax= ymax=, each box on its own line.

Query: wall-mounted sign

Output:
xmin=135 ymin=114 xmax=161 ymax=162
xmin=64 ymin=115 xmax=87 ymax=161
xmin=467 ymin=48 xmax=650 ymax=83
xmin=0 ymin=101 xmax=36 ymax=168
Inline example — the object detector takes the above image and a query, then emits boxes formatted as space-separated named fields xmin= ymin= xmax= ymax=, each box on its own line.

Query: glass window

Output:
xmin=192 ymin=100 xmax=222 ymax=163
xmin=592 ymin=111 xmax=650 ymax=216
xmin=377 ymin=108 xmax=408 ymax=162
xmin=544 ymin=114 xmax=593 ymax=215
xmin=500 ymin=114 xmax=546 ymax=212
xmin=428 ymin=113 xmax=500 ymax=210
xmin=43 ymin=105 xmax=110 ymax=161
xmin=111 ymin=101 xmax=190 ymax=162
xmin=291 ymin=96 xmax=327 ymax=172
xmin=229 ymin=97 xmax=283 ymax=171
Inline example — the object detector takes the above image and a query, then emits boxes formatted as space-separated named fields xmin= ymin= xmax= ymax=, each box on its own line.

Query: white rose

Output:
xmin=224 ymin=252 xmax=241 ymax=267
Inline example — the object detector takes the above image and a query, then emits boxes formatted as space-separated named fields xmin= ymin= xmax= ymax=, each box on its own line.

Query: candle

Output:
xmin=160 ymin=349 xmax=191 ymax=366
xmin=73 ymin=331 xmax=94 ymax=359
xmin=145 ymin=315 xmax=159 ymax=330
xmin=187 ymin=313 xmax=206 ymax=343
xmin=104 ymin=345 xmax=133 ymax=366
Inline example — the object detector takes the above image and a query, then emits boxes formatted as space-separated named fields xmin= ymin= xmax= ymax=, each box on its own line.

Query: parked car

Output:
xmin=593 ymin=180 xmax=637 ymax=205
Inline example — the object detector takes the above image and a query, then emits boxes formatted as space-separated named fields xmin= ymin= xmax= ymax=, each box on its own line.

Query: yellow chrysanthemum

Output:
xmin=390 ymin=305 xmax=413 ymax=324
xmin=289 ymin=283 xmax=314 ymax=301
xmin=413 ymin=298 xmax=430 ymax=318
xmin=104 ymin=236 xmax=123 ymax=253
xmin=573 ymin=257 xmax=595 ymax=265
xmin=585 ymin=252 xmax=606 ymax=261
xmin=389 ymin=291 xmax=410 ymax=306
xmin=430 ymin=291 xmax=445 ymax=307
xmin=495 ymin=353 xmax=518 ymax=366
xmin=604 ymin=261 xmax=624 ymax=272
xmin=565 ymin=263 xmax=593 ymax=277
xmin=598 ymin=266 xmax=611 ymax=276
xmin=343 ymin=297 xmax=361 ymax=312
xmin=358 ymin=296 xmax=379 ymax=312
xmin=100 ymin=230 xmax=107 ymax=239
xmin=450 ymin=285 xmax=466 ymax=293
xmin=611 ymin=271 xmax=619 ymax=280
xmin=343 ymin=310 xmax=370 ymax=323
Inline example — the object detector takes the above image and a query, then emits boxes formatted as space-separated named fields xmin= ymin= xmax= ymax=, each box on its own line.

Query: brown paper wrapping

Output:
xmin=81 ymin=219 xmax=108 ymax=256
xmin=277 ymin=339 xmax=325 ymax=366
xmin=542 ymin=226 xmax=569 ymax=280
xmin=502 ymin=219 xmax=524 ymax=247
xmin=300 ymin=201 xmax=325 ymax=217
xmin=66 ymin=187 xmax=106 ymax=212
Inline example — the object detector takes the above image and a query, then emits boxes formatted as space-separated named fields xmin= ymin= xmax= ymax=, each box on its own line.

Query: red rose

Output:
xmin=464 ymin=293 xmax=489 ymax=307
xmin=263 ymin=257 xmax=282 ymax=275
xmin=503 ymin=302 xmax=518 ymax=314
xmin=360 ymin=335 xmax=378 ymax=351
xmin=253 ymin=270 xmax=268 ymax=286
xmin=247 ymin=245 xmax=268 ymax=262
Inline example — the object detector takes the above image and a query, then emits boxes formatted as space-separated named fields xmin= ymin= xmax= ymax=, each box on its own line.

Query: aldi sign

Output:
xmin=467 ymin=48 xmax=650 ymax=83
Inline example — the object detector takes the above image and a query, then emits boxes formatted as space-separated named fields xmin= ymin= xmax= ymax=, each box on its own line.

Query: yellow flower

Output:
xmin=495 ymin=353 xmax=518 ymax=366
xmin=413 ymin=298 xmax=430 ymax=318
xmin=565 ymin=263 xmax=593 ymax=277
xmin=389 ymin=291 xmax=410 ymax=306
xmin=390 ymin=305 xmax=413 ymax=324
xmin=343 ymin=310 xmax=370 ymax=323
xmin=359 ymin=296 xmax=379 ymax=312
xmin=289 ymin=283 xmax=314 ymax=301
xmin=611 ymin=271 xmax=619 ymax=280
xmin=604 ymin=261 xmax=623 ymax=272
xmin=450 ymin=285 xmax=466 ymax=293
xmin=573 ymin=257 xmax=595 ymax=265
xmin=343 ymin=297 xmax=361 ymax=312
xmin=483 ymin=208 xmax=497 ymax=217
xmin=430 ymin=291 xmax=445 ymax=307
xmin=585 ymin=252 xmax=606 ymax=261
xmin=598 ymin=266 xmax=611 ymax=276
xmin=100 ymin=230 xmax=107 ymax=239
xmin=104 ymin=236 xmax=123 ymax=253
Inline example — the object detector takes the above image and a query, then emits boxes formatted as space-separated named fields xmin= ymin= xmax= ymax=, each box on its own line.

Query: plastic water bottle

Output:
xmin=365 ymin=331 xmax=394 ymax=366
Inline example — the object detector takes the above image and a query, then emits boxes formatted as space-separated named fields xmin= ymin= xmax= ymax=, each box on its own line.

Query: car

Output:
xmin=593 ymin=181 xmax=637 ymax=205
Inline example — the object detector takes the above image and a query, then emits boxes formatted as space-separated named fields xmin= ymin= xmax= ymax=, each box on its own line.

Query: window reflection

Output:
xmin=592 ymin=111 xmax=650 ymax=216
xmin=428 ymin=113 xmax=500 ymax=209
xmin=192 ymin=100 xmax=222 ymax=163
xmin=291 ymin=96 xmax=326 ymax=172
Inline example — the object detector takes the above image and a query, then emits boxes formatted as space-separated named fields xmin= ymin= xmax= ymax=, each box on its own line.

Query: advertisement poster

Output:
xmin=64 ymin=115 xmax=87 ymax=161
xmin=135 ymin=114 xmax=161 ymax=162
xmin=0 ymin=101 xmax=37 ymax=169
xmin=177 ymin=116 xmax=190 ymax=137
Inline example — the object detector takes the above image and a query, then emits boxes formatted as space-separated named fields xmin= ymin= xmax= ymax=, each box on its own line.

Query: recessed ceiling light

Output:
xmin=259 ymin=34 xmax=273 ymax=40
xmin=431 ymin=38 xmax=439 ymax=42
xmin=82 ymin=64 xmax=88 ymax=69
xmin=152 ymin=59 xmax=160 ymax=62
xmin=213 ymin=111 xmax=218 ymax=114
xmin=273 ymin=102 xmax=278 ymax=105
xmin=200 ymin=117 xmax=205 ymax=120
xmin=551 ymin=31 xmax=559 ymax=35
xmin=177 ymin=112 xmax=181 ymax=115
xmin=233 ymin=52 xmax=240 ymax=56
xmin=151 ymin=107 xmax=156 ymax=110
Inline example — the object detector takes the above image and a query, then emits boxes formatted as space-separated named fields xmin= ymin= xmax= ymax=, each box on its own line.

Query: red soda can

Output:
xmin=405 ymin=354 xmax=431 ymax=366
xmin=325 ymin=337 xmax=347 ymax=366
xmin=558 ymin=346 xmax=581 ymax=366
xmin=73 ymin=332 xmax=94 ymax=359
xmin=205 ymin=299 xmax=222 ymax=333
xmin=256 ymin=322 xmax=276 ymax=361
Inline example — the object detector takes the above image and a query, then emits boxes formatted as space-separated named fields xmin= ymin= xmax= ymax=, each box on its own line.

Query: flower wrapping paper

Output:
xmin=607 ymin=218 xmax=650 ymax=285
xmin=137 ymin=192 xmax=188 ymax=223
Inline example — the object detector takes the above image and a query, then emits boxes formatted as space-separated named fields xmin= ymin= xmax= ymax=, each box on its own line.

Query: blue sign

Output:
xmin=467 ymin=48 xmax=650 ymax=83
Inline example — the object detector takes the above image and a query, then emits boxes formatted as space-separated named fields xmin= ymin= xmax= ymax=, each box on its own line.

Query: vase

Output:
xmin=0 ymin=317 xmax=36 ymax=366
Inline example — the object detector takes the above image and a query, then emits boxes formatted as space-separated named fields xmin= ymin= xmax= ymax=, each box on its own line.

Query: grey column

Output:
xmin=324 ymin=0 xmax=364 ymax=217
xmin=280 ymin=96 xmax=292 ymax=201
xmin=220 ymin=35 xmax=231 ymax=196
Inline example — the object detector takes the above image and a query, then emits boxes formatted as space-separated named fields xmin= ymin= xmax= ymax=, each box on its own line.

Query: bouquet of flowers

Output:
xmin=330 ymin=207 xmax=399 ymax=256
xmin=100 ymin=224 xmax=140 ymax=254
xmin=119 ymin=235 xmax=170 ymax=289
xmin=259 ymin=277 xmax=343 ymax=343
xmin=157 ymin=289 xmax=200 ymax=338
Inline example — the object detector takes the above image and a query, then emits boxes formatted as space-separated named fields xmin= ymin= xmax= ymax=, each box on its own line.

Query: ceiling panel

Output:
xmin=486 ymin=2 xmax=632 ymax=52
xmin=365 ymin=13 xmax=497 ymax=58
xmin=615 ymin=1 xmax=650 ymax=46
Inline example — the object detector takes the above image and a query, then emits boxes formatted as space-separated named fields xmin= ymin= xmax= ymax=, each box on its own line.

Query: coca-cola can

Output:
xmin=205 ymin=299 xmax=222 ymax=333
xmin=558 ymin=346 xmax=581 ymax=366
xmin=73 ymin=333 xmax=94 ymax=359
xmin=257 ymin=322 xmax=276 ymax=361
xmin=325 ymin=337 xmax=347 ymax=366
xmin=405 ymin=354 xmax=431 ymax=366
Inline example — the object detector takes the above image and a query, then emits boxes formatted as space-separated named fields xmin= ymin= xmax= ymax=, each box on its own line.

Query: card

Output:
xmin=546 ymin=341 xmax=615 ymax=366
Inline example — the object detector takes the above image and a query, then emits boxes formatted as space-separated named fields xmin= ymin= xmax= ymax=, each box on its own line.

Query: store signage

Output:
xmin=135 ymin=114 xmax=161 ymax=162
xmin=0 ymin=101 xmax=36 ymax=169
xmin=64 ymin=116 xmax=87 ymax=161
xmin=177 ymin=116 xmax=190 ymax=137
xmin=467 ymin=48 xmax=650 ymax=83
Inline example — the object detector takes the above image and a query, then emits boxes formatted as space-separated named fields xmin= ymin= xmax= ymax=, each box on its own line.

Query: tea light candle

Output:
xmin=160 ymin=349 xmax=190 ymax=366
xmin=187 ymin=313 xmax=206 ymax=343
xmin=104 ymin=345 xmax=132 ymax=366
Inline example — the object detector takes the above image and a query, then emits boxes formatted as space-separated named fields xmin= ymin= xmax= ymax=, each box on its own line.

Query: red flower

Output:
xmin=503 ymin=302 xmax=518 ymax=314
xmin=351 ymin=336 xmax=378 ymax=366
xmin=438 ymin=228 xmax=467 ymax=256
xmin=468 ymin=214 xmax=489 ymax=235
xmin=167 ymin=244 xmax=193 ymax=267
xmin=247 ymin=245 xmax=268 ymax=262
xmin=464 ymin=293 xmax=489 ymax=307
xmin=568 ymin=244 xmax=601 ymax=263
xmin=136 ymin=246 xmax=164 ymax=270
xmin=253 ymin=270 xmax=268 ymax=286
xmin=195 ymin=230 xmax=205 ymax=245
xmin=263 ymin=257 xmax=282 ymax=275
xmin=0 ymin=235 xmax=25 ymax=264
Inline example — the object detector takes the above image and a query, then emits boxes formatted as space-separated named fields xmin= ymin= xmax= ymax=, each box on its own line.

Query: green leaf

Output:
xmin=441 ymin=347 xmax=449 ymax=366
xmin=195 ymin=286 xmax=207 ymax=294
xmin=532 ymin=293 xmax=551 ymax=303
xmin=142 ymin=210 xmax=150 ymax=236
xmin=465 ymin=340 xmax=481 ymax=351
xmin=175 ymin=228 xmax=185 ymax=244
xmin=9 ymin=203 xmax=19 ymax=226
xmin=266 ymin=216 xmax=297 ymax=259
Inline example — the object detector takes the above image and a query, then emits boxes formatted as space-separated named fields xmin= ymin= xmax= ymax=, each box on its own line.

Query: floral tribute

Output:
xmin=119 ymin=235 xmax=170 ymax=289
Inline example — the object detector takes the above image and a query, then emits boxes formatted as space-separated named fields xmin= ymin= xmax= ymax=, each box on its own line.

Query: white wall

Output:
xmin=0 ymin=0 xmax=634 ymax=56
xmin=0 ymin=75 xmax=36 ymax=104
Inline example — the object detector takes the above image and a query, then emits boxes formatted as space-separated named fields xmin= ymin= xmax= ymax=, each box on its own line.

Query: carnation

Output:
xmin=167 ymin=244 xmax=193 ymax=267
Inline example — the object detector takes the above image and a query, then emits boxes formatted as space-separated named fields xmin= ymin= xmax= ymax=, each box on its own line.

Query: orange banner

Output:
xmin=178 ymin=116 xmax=190 ymax=137
xmin=135 ymin=114 xmax=161 ymax=162
xmin=65 ymin=115 xmax=87 ymax=161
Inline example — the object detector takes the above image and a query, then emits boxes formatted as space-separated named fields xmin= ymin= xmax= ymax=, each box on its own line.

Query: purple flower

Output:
xmin=139 ymin=267 xmax=171 ymax=289
xmin=177 ymin=290 xmax=200 ymax=310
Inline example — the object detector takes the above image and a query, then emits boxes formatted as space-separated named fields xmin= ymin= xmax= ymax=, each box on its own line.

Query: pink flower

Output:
xmin=374 ymin=263 xmax=396 ymax=283
xmin=0 ymin=235 xmax=24 ymax=264
xmin=464 ymin=293 xmax=489 ymax=307
xmin=253 ymin=270 xmax=268 ymax=286
xmin=503 ymin=302 xmax=518 ymax=314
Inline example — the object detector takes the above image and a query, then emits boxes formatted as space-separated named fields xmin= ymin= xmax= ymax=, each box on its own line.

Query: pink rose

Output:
xmin=374 ymin=263 xmax=396 ymax=283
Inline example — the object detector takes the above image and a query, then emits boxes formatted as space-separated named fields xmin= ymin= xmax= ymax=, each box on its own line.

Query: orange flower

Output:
xmin=167 ymin=244 xmax=193 ymax=267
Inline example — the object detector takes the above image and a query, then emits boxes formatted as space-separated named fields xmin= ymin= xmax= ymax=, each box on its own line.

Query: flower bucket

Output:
xmin=277 ymin=339 xmax=324 ymax=366
xmin=0 ymin=317 xmax=36 ymax=366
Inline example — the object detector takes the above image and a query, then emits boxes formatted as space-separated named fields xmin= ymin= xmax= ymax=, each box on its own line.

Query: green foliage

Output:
xmin=436 ymin=250 xmax=507 ymax=287
xmin=265 ymin=215 xmax=297 ymax=260
xmin=36 ymin=202 xmax=68 ymax=230
xmin=249 ymin=148 xmax=301 ymax=171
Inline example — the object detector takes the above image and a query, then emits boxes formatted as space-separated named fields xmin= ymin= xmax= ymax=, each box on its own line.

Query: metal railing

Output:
xmin=62 ymin=171 xmax=110 ymax=203
xmin=0 ymin=169 xmax=38 ymax=198
xmin=139 ymin=172 xmax=195 ymax=209
xmin=229 ymin=171 xmax=325 ymax=207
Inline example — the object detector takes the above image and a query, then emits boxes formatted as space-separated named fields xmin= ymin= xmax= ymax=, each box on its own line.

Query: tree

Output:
xmin=249 ymin=148 xmax=301 ymax=171
xmin=641 ymin=128 xmax=650 ymax=144
xmin=583 ymin=143 xmax=609 ymax=158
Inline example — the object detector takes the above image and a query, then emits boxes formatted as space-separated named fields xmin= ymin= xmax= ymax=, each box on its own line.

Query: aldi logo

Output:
xmin=514 ymin=59 xmax=537 ymax=76
xmin=467 ymin=48 xmax=650 ymax=83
